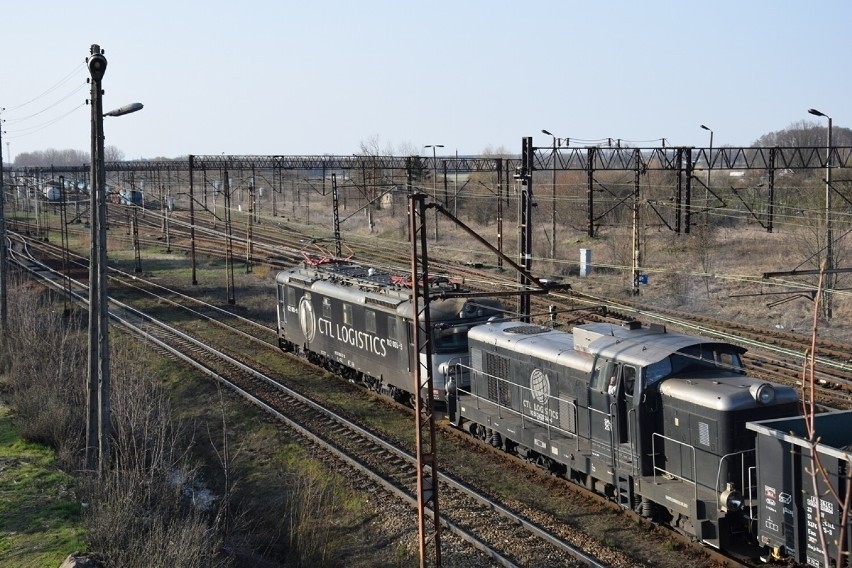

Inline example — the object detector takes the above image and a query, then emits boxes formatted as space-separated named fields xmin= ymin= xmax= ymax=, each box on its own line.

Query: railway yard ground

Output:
xmin=0 ymin=405 xmax=85 ymax=567
xmin=1 ymin=201 xmax=851 ymax=567
xmin=104 ymin=259 xmax=711 ymax=568
xmin=0 ymin=248 xmax=719 ymax=567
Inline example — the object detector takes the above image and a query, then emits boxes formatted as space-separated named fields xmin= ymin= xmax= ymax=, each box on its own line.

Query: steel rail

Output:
xmin=7 ymin=232 xmax=606 ymax=568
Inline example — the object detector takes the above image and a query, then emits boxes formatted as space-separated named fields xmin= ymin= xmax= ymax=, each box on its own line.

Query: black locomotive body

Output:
xmin=275 ymin=260 xmax=503 ymax=404
xmin=447 ymin=320 xmax=800 ymax=550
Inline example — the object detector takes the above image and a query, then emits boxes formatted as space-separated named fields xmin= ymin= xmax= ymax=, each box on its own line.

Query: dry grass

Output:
xmin=424 ymin=216 xmax=852 ymax=343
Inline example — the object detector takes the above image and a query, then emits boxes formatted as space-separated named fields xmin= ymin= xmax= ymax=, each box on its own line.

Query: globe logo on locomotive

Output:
xmin=298 ymin=295 xmax=317 ymax=342
xmin=530 ymin=369 xmax=551 ymax=404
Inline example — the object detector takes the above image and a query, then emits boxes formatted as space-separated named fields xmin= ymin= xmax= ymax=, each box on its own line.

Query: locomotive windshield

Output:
xmin=432 ymin=324 xmax=475 ymax=353
xmin=646 ymin=343 xmax=745 ymax=385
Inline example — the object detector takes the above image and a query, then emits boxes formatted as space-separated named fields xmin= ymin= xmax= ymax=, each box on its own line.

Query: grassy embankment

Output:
xmin=0 ymin=405 xmax=85 ymax=567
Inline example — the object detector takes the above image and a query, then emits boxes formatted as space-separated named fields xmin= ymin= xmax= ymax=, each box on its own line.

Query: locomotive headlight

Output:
xmin=720 ymin=483 xmax=744 ymax=513
xmin=750 ymin=383 xmax=776 ymax=405
xmin=445 ymin=376 xmax=457 ymax=396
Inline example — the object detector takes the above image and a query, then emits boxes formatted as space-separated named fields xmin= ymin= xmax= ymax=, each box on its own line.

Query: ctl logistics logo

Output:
xmin=525 ymin=369 xmax=558 ymax=425
xmin=298 ymin=296 xmax=316 ymax=342
xmin=530 ymin=369 xmax=551 ymax=404
xmin=297 ymin=294 xmax=395 ymax=358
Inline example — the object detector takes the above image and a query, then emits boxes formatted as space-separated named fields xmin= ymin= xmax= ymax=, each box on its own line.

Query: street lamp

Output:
xmin=104 ymin=102 xmax=143 ymax=117
xmin=0 ymin=109 xmax=6 ymax=332
xmin=699 ymin=125 xmax=713 ymax=176
xmin=86 ymin=44 xmax=143 ymax=476
xmin=700 ymin=125 xmax=713 ymax=225
xmin=424 ymin=144 xmax=443 ymax=240
xmin=808 ymin=108 xmax=833 ymax=318
xmin=542 ymin=129 xmax=561 ymax=258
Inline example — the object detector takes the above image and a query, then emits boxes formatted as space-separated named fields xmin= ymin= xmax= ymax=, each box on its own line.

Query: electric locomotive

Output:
xmin=447 ymin=319 xmax=800 ymax=551
xmin=276 ymin=260 xmax=503 ymax=404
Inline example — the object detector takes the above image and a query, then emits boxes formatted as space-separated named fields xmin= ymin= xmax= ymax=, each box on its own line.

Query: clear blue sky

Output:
xmin=1 ymin=0 xmax=849 ymax=161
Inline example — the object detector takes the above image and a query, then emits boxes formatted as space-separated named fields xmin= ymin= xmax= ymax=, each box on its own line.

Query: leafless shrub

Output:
xmin=2 ymin=282 xmax=86 ymax=465
xmin=689 ymin=222 xmax=716 ymax=296
xmin=201 ymin=403 xmax=343 ymax=565
xmin=239 ymin=468 xmax=341 ymax=567
xmin=282 ymin=471 xmax=339 ymax=567
xmin=601 ymin=228 xmax=633 ymax=276
xmin=800 ymin=266 xmax=851 ymax=568
xmin=207 ymin=385 xmax=246 ymax=539
xmin=84 ymin=342 xmax=231 ymax=568
xmin=84 ymin=468 xmax=227 ymax=568
xmin=108 ymin=341 xmax=189 ymax=475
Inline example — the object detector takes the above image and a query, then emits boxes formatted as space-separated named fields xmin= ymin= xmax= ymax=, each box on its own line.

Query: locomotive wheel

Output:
xmin=466 ymin=422 xmax=487 ymax=441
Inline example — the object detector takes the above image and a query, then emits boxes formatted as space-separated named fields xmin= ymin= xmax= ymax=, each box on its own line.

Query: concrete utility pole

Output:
xmin=85 ymin=45 xmax=143 ymax=476
xmin=0 ymin=109 xmax=7 ymax=333
xmin=541 ymin=129 xmax=560 ymax=259
xmin=808 ymin=108 xmax=833 ymax=319
xmin=424 ymin=144 xmax=443 ymax=241
xmin=86 ymin=44 xmax=110 ymax=476
xmin=188 ymin=155 xmax=198 ymax=285
xmin=246 ymin=175 xmax=254 ymax=273
xmin=223 ymin=171 xmax=235 ymax=305
xmin=700 ymin=125 xmax=713 ymax=224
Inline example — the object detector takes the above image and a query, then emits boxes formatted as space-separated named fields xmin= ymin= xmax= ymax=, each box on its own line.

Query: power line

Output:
xmin=5 ymin=103 xmax=86 ymax=139
xmin=4 ymin=62 xmax=86 ymax=113
xmin=5 ymin=82 xmax=87 ymax=124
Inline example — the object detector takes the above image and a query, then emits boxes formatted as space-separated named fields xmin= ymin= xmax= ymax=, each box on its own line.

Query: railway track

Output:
xmin=7 ymin=227 xmax=753 ymax=567
xmin=31 ymin=208 xmax=852 ymax=409
xmin=6 ymin=231 xmax=641 ymax=567
xmin=16 ymin=205 xmax=852 ymax=412
xmin=9 ymin=206 xmax=848 ymax=566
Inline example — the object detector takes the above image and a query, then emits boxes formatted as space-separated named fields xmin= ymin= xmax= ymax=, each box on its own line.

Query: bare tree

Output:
xmin=801 ymin=266 xmax=851 ymax=568
xmin=754 ymin=120 xmax=852 ymax=148
xmin=104 ymin=145 xmax=125 ymax=162
xmin=14 ymin=148 xmax=89 ymax=167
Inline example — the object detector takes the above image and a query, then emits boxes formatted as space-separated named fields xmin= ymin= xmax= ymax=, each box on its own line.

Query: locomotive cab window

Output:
xmin=365 ymin=310 xmax=376 ymax=334
xmin=591 ymin=359 xmax=618 ymax=392
xmin=714 ymin=349 xmax=744 ymax=373
xmin=322 ymin=298 xmax=332 ymax=319
xmin=433 ymin=324 xmax=470 ymax=353
xmin=286 ymin=287 xmax=296 ymax=308
xmin=388 ymin=317 xmax=398 ymax=342
xmin=623 ymin=366 xmax=636 ymax=397
xmin=671 ymin=345 xmax=744 ymax=375
xmin=343 ymin=304 xmax=353 ymax=325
